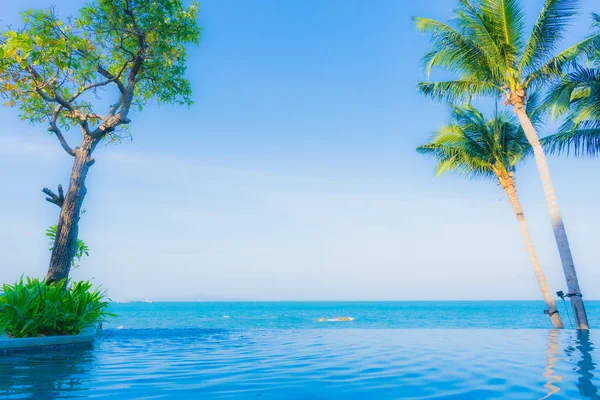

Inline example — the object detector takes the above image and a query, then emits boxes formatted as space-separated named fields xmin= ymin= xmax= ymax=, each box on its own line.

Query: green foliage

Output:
xmin=45 ymin=225 xmax=90 ymax=269
xmin=414 ymin=0 xmax=600 ymax=102
xmin=542 ymin=14 xmax=600 ymax=157
xmin=0 ymin=277 xmax=112 ymax=338
xmin=417 ymin=105 xmax=530 ymax=180
xmin=0 ymin=0 xmax=201 ymax=144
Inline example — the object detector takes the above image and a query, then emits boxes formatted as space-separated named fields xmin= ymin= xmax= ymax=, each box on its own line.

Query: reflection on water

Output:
xmin=0 ymin=348 xmax=92 ymax=399
xmin=573 ymin=331 xmax=600 ymax=399
xmin=542 ymin=329 xmax=563 ymax=399
xmin=550 ymin=330 xmax=600 ymax=400
xmin=1 ymin=330 xmax=600 ymax=399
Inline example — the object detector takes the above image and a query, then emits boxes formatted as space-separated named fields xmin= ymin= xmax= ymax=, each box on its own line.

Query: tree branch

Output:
xmin=26 ymin=65 xmax=95 ymax=136
xmin=87 ymin=3 xmax=142 ymax=140
xmin=124 ymin=1 xmax=147 ymax=86
xmin=49 ymin=105 xmax=76 ymax=157
xmin=94 ymin=63 xmax=127 ymax=95
xmin=42 ymin=185 xmax=64 ymax=208
xmin=68 ymin=78 xmax=118 ymax=103
xmin=51 ymin=128 xmax=77 ymax=157
xmin=26 ymin=65 xmax=76 ymax=113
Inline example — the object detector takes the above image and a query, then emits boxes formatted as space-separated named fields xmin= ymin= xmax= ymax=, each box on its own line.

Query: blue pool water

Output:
xmin=1 ymin=302 xmax=600 ymax=399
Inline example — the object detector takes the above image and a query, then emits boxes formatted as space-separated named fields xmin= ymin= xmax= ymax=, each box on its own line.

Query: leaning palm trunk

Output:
xmin=499 ymin=173 xmax=564 ymax=329
xmin=511 ymin=95 xmax=589 ymax=329
xmin=418 ymin=105 xmax=569 ymax=328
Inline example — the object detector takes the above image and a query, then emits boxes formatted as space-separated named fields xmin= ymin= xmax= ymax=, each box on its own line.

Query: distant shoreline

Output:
xmin=110 ymin=299 xmax=600 ymax=303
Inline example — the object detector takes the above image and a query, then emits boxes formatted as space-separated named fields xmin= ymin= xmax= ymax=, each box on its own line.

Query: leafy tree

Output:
xmin=0 ymin=0 xmax=201 ymax=283
xmin=543 ymin=14 xmax=600 ymax=157
xmin=418 ymin=104 xmax=564 ymax=329
xmin=414 ymin=0 xmax=599 ymax=329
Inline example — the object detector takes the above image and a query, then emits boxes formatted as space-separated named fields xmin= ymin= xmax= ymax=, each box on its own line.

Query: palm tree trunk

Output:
xmin=46 ymin=136 xmax=97 ymax=283
xmin=500 ymin=174 xmax=564 ymax=329
xmin=512 ymin=101 xmax=589 ymax=329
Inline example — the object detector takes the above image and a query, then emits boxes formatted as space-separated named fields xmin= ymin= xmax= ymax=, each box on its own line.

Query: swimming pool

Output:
xmin=1 ymin=302 xmax=599 ymax=399
xmin=1 ymin=328 xmax=598 ymax=399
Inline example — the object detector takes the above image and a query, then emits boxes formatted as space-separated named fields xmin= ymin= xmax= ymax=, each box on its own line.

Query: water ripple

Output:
xmin=1 ymin=329 xmax=599 ymax=399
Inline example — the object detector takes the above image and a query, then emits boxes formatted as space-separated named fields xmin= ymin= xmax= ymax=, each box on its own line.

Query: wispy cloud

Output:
xmin=102 ymin=147 xmax=359 ymax=191
xmin=0 ymin=135 xmax=63 ymax=160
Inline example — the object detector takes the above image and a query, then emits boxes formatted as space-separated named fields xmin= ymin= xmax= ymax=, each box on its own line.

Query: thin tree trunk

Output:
xmin=500 ymin=174 xmax=564 ymax=329
xmin=46 ymin=136 xmax=97 ymax=283
xmin=512 ymin=101 xmax=589 ymax=330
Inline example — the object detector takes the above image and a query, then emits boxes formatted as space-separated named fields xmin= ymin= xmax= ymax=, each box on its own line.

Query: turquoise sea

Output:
xmin=2 ymin=301 xmax=600 ymax=399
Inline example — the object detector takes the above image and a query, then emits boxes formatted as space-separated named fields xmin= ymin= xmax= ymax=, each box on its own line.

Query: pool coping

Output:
xmin=0 ymin=325 xmax=98 ymax=354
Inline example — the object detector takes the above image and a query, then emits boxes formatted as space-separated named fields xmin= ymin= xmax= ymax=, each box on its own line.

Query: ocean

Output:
xmin=1 ymin=301 xmax=600 ymax=399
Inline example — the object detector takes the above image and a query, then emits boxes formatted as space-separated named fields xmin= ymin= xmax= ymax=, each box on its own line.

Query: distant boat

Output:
xmin=144 ymin=300 xmax=153 ymax=303
xmin=317 ymin=317 xmax=355 ymax=322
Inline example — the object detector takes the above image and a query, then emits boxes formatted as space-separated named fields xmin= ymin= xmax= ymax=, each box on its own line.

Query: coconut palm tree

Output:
xmin=418 ymin=104 xmax=564 ymax=329
xmin=543 ymin=14 xmax=600 ymax=157
xmin=414 ymin=0 xmax=599 ymax=329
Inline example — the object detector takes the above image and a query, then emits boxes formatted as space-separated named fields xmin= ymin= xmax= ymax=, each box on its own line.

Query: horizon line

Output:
xmin=110 ymin=299 xmax=600 ymax=303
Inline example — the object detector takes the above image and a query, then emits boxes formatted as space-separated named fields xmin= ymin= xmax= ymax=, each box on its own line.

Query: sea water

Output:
xmin=1 ymin=301 xmax=599 ymax=399
xmin=106 ymin=301 xmax=600 ymax=330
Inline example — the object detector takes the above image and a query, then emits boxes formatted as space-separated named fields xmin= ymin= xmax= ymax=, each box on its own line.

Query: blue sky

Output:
xmin=1 ymin=0 xmax=599 ymax=301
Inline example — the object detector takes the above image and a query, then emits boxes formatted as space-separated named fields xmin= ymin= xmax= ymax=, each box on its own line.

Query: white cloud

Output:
xmin=0 ymin=134 xmax=63 ymax=160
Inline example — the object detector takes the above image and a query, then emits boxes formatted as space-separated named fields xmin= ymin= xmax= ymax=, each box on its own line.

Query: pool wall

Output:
xmin=0 ymin=326 xmax=98 ymax=354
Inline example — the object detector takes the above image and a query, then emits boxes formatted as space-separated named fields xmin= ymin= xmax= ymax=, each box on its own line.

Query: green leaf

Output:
xmin=0 ymin=277 xmax=112 ymax=337
xmin=417 ymin=104 xmax=529 ymax=180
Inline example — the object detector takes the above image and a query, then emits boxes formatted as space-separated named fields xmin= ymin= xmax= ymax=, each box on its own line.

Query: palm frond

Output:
xmin=590 ymin=13 xmax=600 ymax=58
xmin=414 ymin=17 xmax=494 ymax=80
xmin=455 ymin=0 xmax=507 ymax=75
xmin=542 ymin=128 xmax=600 ymax=157
xmin=415 ymin=0 xmax=594 ymax=106
xmin=519 ymin=0 xmax=580 ymax=74
xmin=525 ymin=32 xmax=600 ymax=88
xmin=543 ymin=77 xmax=579 ymax=119
xmin=571 ymin=102 xmax=600 ymax=128
xmin=543 ymin=64 xmax=600 ymax=135
xmin=417 ymin=142 xmax=495 ymax=178
xmin=480 ymin=0 xmax=525 ymax=65
xmin=417 ymin=104 xmax=529 ymax=181
xmin=418 ymin=80 xmax=498 ymax=102
xmin=524 ymin=90 xmax=546 ymax=128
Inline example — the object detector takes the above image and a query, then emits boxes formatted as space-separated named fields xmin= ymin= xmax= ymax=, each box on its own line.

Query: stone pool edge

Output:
xmin=0 ymin=326 xmax=98 ymax=354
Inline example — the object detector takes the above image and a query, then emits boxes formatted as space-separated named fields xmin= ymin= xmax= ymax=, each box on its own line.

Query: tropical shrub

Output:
xmin=0 ymin=277 xmax=112 ymax=338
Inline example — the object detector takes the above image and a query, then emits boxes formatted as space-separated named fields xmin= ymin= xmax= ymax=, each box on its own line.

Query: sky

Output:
xmin=1 ymin=0 xmax=599 ymax=301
